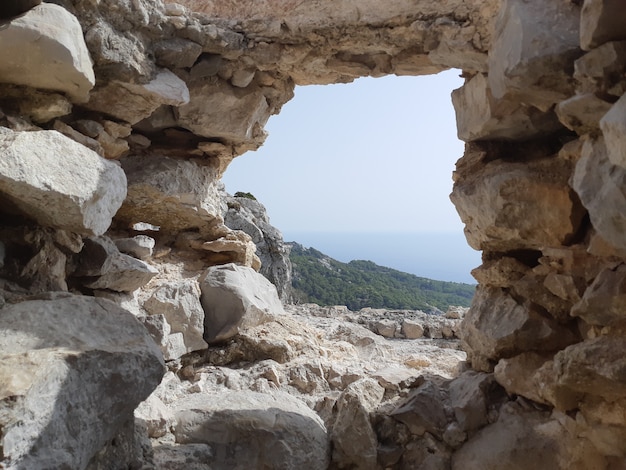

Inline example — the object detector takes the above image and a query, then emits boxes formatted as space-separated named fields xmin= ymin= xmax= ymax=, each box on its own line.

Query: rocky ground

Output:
xmin=137 ymin=303 xmax=469 ymax=469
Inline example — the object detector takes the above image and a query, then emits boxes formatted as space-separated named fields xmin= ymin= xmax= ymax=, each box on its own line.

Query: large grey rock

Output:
xmin=451 ymin=402 xmax=605 ymax=470
xmin=86 ymin=69 xmax=189 ymax=124
xmin=0 ymin=128 xmax=126 ymax=236
xmin=75 ymin=236 xmax=158 ymax=292
xmin=574 ymin=41 xmax=626 ymax=97
xmin=571 ymin=265 xmax=626 ymax=326
xmin=600 ymin=92 xmax=626 ymax=168
xmin=448 ymin=371 xmax=501 ymax=434
xmin=391 ymin=380 xmax=448 ymax=438
xmin=488 ymin=0 xmax=581 ymax=111
xmin=452 ymin=73 xmax=561 ymax=141
xmin=199 ymin=263 xmax=284 ymax=343
xmin=0 ymin=3 xmax=95 ymax=102
xmin=0 ymin=295 xmax=164 ymax=469
xmin=571 ymin=136 xmax=626 ymax=252
xmin=451 ymin=148 xmax=585 ymax=252
xmin=580 ymin=0 xmax=626 ymax=50
xmin=171 ymin=391 xmax=329 ymax=470
xmin=556 ymin=93 xmax=613 ymax=135
xmin=460 ymin=287 xmax=579 ymax=371
xmin=117 ymin=155 xmax=222 ymax=234
xmin=553 ymin=337 xmax=626 ymax=401
xmin=176 ymin=78 xmax=270 ymax=146
xmin=143 ymin=279 xmax=209 ymax=355
xmin=331 ymin=378 xmax=384 ymax=469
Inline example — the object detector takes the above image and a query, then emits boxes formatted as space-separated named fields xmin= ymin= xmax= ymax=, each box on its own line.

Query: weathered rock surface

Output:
xmin=223 ymin=191 xmax=293 ymax=301
xmin=0 ymin=3 xmax=95 ymax=102
xmin=487 ymin=0 xmax=581 ymax=111
xmin=451 ymin=401 xmax=606 ymax=470
xmin=0 ymin=295 xmax=164 ymax=469
xmin=117 ymin=155 xmax=221 ymax=235
xmin=451 ymin=145 xmax=585 ymax=252
xmin=200 ymin=263 xmax=284 ymax=343
xmin=169 ymin=390 xmax=329 ymax=470
xmin=0 ymin=128 xmax=126 ymax=236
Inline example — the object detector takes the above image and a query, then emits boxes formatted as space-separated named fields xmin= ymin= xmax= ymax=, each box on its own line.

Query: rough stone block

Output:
xmin=86 ymin=69 xmax=189 ymax=124
xmin=451 ymin=147 xmax=585 ymax=252
xmin=459 ymin=287 xmax=579 ymax=371
xmin=0 ymin=128 xmax=126 ymax=236
xmin=574 ymin=41 xmax=626 ymax=96
xmin=600 ymin=92 xmax=626 ymax=168
xmin=176 ymin=77 xmax=270 ymax=145
xmin=172 ymin=391 xmax=329 ymax=470
xmin=200 ymin=263 xmax=284 ymax=343
xmin=571 ymin=136 xmax=626 ymax=252
xmin=0 ymin=295 xmax=164 ymax=469
xmin=580 ymin=0 xmax=626 ymax=51
xmin=488 ymin=0 xmax=581 ymax=111
xmin=143 ymin=279 xmax=208 ymax=354
xmin=452 ymin=73 xmax=561 ymax=141
xmin=0 ymin=3 xmax=95 ymax=102
xmin=571 ymin=265 xmax=626 ymax=326
xmin=117 ymin=155 xmax=222 ymax=234
xmin=556 ymin=93 xmax=612 ymax=135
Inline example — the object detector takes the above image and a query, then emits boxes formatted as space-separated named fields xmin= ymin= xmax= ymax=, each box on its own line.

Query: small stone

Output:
xmin=402 ymin=319 xmax=424 ymax=339
xmin=114 ymin=235 xmax=155 ymax=260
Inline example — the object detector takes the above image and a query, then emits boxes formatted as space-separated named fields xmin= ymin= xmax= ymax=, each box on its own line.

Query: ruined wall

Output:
xmin=1 ymin=0 xmax=626 ymax=468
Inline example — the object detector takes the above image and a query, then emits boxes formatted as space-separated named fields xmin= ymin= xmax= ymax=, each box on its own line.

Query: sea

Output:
xmin=282 ymin=231 xmax=481 ymax=285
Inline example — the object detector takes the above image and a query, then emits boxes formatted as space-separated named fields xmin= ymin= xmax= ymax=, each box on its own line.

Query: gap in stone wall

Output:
xmin=222 ymin=70 xmax=481 ymax=284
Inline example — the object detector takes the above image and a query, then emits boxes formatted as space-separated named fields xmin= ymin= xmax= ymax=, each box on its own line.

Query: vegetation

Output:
xmin=289 ymin=243 xmax=476 ymax=312
xmin=234 ymin=191 xmax=257 ymax=200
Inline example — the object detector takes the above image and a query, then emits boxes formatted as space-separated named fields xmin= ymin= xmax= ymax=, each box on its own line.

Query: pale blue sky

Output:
xmin=223 ymin=69 xmax=482 ymax=282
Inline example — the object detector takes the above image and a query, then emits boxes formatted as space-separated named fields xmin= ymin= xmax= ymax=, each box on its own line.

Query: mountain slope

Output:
xmin=288 ymin=242 xmax=476 ymax=312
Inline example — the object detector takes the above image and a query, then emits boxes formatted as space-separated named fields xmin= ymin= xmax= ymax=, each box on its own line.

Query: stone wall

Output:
xmin=1 ymin=0 xmax=626 ymax=468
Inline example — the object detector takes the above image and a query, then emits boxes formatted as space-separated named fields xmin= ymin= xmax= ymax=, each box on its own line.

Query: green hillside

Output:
xmin=288 ymin=243 xmax=476 ymax=312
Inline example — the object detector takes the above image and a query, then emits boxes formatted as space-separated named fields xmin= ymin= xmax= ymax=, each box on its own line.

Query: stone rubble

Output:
xmin=0 ymin=0 xmax=625 ymax=468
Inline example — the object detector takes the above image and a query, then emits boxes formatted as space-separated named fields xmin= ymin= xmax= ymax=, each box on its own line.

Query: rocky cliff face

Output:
xmin=1 ymin=0 xmax=626 ymax=468
xmin=221 ymin=189 xmax=293 ymax=301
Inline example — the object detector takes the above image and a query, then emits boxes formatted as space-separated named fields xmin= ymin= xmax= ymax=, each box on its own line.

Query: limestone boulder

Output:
xmin=176 ymin=77 xmax=270 ymax=146
xmin=452 ymin=73 xmax=561 ymax=142
xmin=556 ymin=93 xmax=613 ymax=135
xmin=448 ymin=371 xmax=503 ymax=434
xmin=0 ymin=3 xmax=95 ymax=102
xmin=580 ymin=0 xmax=626 ymax=51
xmin=114 ymin=235 xmax=155 ymax=260
xmin=331 ymin=378 xmax=384 ymax=469
xmin=153 ymin=38 xmax=203 ymax=69
xmin=117 ymin=155 xmax=222 ymax=234
xmin=451 ymin=402 xmax=605 ymax=470
xmin=86 ymin=69 xmax=189 ymax=124
xmin=143 ymin=279 xmax=209 ymax=354
xmin=171 ymin=391 xmax=329 ymax=470
xmin=451 ymin=149 xmax=585 ymax=252
xmin=391 ymin=380 xmax=448 ymax=438
xmin=494 ymin=352 xmax=581 ymax=411
xmin=0 ymin=295 xmax=164 ymax=469
xmin=460 ymin=287 xmax=579 ymax=371
xmin=488 ymin=0 xmax=581 ymax=111
xmin=553 ymin=337 xmax=626 ymax=401
xmin=74 ymin=236 xmax=158 ymax=292
xmin=571 ymin=136 xmax=626 ymax=252
xmin=0 ymin=128 xmax=126 ymax=236
xmin=571 ymin=265 xmax=626 ymax=326
xmin=199 ymin=263 xmax=285 ymax=343
xmin=600 ymin=92 xmax=626 ymax=168
xmin=574 ymin=41 xmax=626 ymax=96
